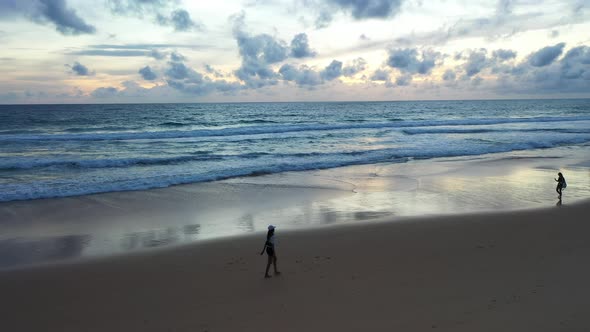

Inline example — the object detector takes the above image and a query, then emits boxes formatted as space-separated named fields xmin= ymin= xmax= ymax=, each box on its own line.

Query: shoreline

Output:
xmin=1 ymin=199 xmax=589 ymax=331
xmin=1 ymin=144 xmax=590 ymax=270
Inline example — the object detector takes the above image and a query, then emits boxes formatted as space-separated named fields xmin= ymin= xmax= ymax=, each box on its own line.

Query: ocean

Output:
xmin=1 ymin=99 xmax=590 ymax=202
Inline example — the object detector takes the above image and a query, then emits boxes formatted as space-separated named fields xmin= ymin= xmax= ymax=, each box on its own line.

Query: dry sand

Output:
xmin=1 ymin=200 xmax=589 ymax=332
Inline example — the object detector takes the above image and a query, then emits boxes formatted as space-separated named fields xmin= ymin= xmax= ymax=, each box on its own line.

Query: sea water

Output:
xmin=1 ymin=99 xmax=590 ymax=202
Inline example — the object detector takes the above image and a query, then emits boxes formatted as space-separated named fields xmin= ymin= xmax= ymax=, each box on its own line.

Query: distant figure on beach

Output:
xmin=555 ymin=172 xmax=566 ymax=199
xmin=260 ymin=225 xmax=280 ymax=278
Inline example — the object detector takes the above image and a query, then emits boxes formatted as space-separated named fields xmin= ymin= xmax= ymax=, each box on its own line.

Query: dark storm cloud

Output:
xmin=139 ymin=66 xmax=157 ymax=80
xmin=0 ymin=0 xmax=95 ymax=35
xmin=386 ymin=48 xmax=441 ymax=75
xmin=321 ymin=60 xmax=343 ymax=80
xmin=528 ymin=42 xmax=565 ymax=67
xmin=290 ymin=33 xmax=317 ymax=58
xmin=66 ymin=61 xmax=93 ymax=76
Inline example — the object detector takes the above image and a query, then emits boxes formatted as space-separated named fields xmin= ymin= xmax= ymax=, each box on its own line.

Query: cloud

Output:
xmin=164 ymin=61 xmax=195 ymax=80
xmin=139 ymin=66 xmax=157 ymax=80
xmin=333 ymin=0 xmax=403 ymax=19
xmin=66 ymin=61 xmax=93 ymax=76
xmin=157 ymin=9 xmax=201 ymax=31
xmin=91 ymin=86 xmax=118 ymax=98
xmin=389 ymin=1 xmax=587 ymax=49
xmin=290 ymin=33 xmax=317 ymax=58
xmin=204 ymin=64 xmax=224 ymax=78
xmin=163 ymin=59 xmax=242 ymax=95
xmin=342 ymin=58 xmax=367 ymax=76
xmin=150 ymin=49 xmax=166 ymax=60
xmin=395 ymin=74 xmax=412 ymax=86
xmin=107 ymin=0 xmax=171 ymax=15
xmin=528 ymin=42 xmax=565 ymax=67
xmin=370 ymin=69 xmax=390 ymax=81
xmin=170 ymin=51 xmax=186 ymax=62
xmin=87 ymin=43 xmax=198 ymax=50
xmin=67 ymin=44 xmax=204 ymax=58
xmin=108 ymin=0 xmax=201 ymax=32
xmin=0 ymin=0 xmax=95 ymax=35
xmin=68 ymin=50 xmax=148 ymax=57
xmin=312 ymin=0 xmax=403 ymax=27
xmin=492 ymin=49 xmax=517 ymax=61
xmin=463 ymin=49 xmax=488 ymax=77
xmin=279 ymin=64 xmax=323 ymax=86
xmin=386 ymin=48 xmax=441 ymax=75
xmin=442 ymin=69 xmax=456 ymax=81
xmin=321 ymin=60 xmax=343 ymax=80
xmin=484 ymin=43 xmax=590 ymax=95
xmin=231 ymin=12 xmax=288 ymax=87
xmin=560 ymin=45 xmax=590 ymax=79
xmin=278 ymin=59 xmax=349 ymax=87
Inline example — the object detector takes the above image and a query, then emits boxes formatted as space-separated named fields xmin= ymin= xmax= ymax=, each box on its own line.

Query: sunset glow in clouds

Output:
xmin=0 ymin=0 xmax=589 ymax=103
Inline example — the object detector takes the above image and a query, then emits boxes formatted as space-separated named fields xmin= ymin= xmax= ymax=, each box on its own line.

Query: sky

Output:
xmin=0 ymin=0 xmax=589 ymax=104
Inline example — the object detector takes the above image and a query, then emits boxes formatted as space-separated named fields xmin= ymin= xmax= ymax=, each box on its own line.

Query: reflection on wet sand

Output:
xmin=1 ymin=145 xmax=589 ymax=270
xmin=122 ymin=223 xmax=201 ymax=250
xmin=0 ymin=235 xmax=90 ymax=269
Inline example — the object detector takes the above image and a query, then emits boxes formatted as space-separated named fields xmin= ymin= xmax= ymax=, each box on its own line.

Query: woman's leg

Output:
xmin=273 ymin=255 xmax=280 ymax=274
xmin=265 ymin=256 xmax=272 ymax=277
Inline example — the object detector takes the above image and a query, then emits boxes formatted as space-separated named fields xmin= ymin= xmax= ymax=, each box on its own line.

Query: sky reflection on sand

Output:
xmin=1 ymin=145 xmax=589 ymax=269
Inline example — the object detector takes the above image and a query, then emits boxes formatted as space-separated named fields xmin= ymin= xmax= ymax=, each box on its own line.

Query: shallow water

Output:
xmin=2 ymin=99 xmax=590 ymax=201
xmin=1 ymin=144 xmax=589 ymax=270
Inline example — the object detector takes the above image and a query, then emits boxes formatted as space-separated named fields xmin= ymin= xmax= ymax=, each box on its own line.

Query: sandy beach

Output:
xmin=1 ymin=199 xmax=589 ymax=331
xmin=1 ymin=144 xmax=590 ymax=331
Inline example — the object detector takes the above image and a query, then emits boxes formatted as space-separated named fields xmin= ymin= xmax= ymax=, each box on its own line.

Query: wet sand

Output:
xmin=1 ymin=144 xmax=590 ymax=269
xmin=1 ymin=200 xmax=589 ymax=331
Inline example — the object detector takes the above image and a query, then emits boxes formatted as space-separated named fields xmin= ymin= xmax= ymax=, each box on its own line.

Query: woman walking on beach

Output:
xmin=260 ymin=225 xmax=280 ymax=278
xmin=555 ymin=172 xmax=566 ymax=199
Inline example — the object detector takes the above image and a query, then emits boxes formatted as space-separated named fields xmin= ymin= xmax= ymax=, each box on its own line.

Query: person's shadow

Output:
xmin=556 ymin=198 xmax=562 ymax=207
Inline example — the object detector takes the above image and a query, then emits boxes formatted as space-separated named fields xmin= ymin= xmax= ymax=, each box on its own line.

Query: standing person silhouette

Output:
xmin=555 ymin=172 xmax=566 ymax=199
xmin=260 ymin=225 xmax=280 ymax=278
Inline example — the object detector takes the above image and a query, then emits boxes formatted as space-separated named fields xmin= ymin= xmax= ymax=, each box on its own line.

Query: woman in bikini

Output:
xmin=260 ymin=225 xmax=280 ymax=278
xmin=555 ymin=172 xmax=566 ymax=199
